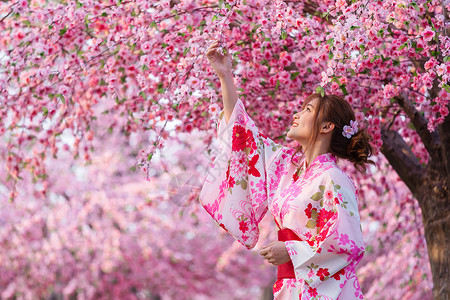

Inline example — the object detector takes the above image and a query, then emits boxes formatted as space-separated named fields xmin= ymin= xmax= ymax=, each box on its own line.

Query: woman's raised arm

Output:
xmin=206 ymin=40 xmax=238 ymax=124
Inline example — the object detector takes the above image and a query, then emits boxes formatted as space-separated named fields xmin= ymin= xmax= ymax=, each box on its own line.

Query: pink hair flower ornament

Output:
xmin=342 ymin=120 xmax=358 ymax=139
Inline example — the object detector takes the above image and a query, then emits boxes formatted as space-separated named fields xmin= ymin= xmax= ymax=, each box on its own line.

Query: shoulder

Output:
xmin=321 ymin=166 xmax=361 ymax=220
xmin=324 ymin=166 xmax=357 ymax=193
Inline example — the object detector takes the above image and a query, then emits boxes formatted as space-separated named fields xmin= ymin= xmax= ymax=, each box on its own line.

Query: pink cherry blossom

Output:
xmin=422 ymin=27 xmax=435 ymax=42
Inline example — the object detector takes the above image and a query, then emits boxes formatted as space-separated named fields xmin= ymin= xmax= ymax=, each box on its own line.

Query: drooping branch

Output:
xmin=380 ymin=128 xmax=426 ymax=197
xmin=284 ymin=0 xmax=334 ymax=25
xmin=394 ymin=94 xmax=441 ymax=161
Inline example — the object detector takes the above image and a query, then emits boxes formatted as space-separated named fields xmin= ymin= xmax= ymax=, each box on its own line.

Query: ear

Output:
xmin=320 ymin=122 xmax=335 ymax=134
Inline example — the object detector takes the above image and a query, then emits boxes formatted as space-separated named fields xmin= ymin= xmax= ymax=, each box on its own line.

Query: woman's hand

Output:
xmin=205 ymin=40 xmax=233 ymax=78
xmin=260 ymin=241 xmax=291 ymax=266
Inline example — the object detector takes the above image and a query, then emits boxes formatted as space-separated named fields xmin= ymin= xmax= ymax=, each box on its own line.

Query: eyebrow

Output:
xmin=305 ymin=103 xmax=314 ymax=109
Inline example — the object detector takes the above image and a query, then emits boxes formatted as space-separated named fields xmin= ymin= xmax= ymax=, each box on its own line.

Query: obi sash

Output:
xmin=277 ymin=228 xmax=302 ymax=279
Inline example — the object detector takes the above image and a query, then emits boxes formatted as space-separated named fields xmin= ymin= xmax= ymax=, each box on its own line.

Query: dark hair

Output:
xmin=290 ymin=93 xmax=375 ymax=173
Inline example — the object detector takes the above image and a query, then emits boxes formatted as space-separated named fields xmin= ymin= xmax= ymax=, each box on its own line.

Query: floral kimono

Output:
xmin=199 ymin=98 xmax=365 ymax=300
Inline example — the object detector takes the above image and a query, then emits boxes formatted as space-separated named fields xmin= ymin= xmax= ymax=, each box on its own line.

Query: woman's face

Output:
xmin=287 ymin=98 xmax=319 ymax=145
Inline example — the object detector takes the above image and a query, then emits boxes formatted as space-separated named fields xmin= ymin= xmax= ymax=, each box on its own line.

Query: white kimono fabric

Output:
xmin=200 ymin=99 xmax=365 ymax=300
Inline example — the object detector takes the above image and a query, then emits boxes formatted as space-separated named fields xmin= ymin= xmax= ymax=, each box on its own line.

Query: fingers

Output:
xmin=259 ymin=248 xmax=268 ymax=256
xmin=206 ymin=44 xmax=221 ymax=56
xmin=206 ymin=40 xmax=220 ymax=52
xmin=206 ymin=40 xmax=229 ymax=58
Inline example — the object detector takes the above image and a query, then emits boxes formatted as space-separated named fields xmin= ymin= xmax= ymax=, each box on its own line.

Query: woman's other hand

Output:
xmin=205 ymin=40 xmax=233 ymax=78
xmin=260 ymin=241 xmax=291 ymax=266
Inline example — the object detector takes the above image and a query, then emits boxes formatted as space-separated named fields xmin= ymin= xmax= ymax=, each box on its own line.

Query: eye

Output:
xmin=306 ymin=107 xmax=311 ymax=112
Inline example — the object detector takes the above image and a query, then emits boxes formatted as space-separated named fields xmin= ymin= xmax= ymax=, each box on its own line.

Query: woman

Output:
xmin=199 ymin=40 xmax=373 ymax=299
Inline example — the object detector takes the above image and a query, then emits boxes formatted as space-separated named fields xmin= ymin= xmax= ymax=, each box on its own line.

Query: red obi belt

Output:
xmin=277 ymin=228 xmax=302 ymax=279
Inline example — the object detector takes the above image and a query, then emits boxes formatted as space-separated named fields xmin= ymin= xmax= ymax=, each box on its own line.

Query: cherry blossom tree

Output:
xmin=1 ymin=0 xmax=449 ymax=298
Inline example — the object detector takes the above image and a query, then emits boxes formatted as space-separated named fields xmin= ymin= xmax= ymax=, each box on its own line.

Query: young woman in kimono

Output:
xmin=199 ymin=41 xmax=374 ymax=300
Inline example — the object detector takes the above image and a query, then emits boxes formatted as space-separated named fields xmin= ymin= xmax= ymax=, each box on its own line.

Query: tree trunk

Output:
xmin=381 ymin=125 xmax=450 ymax=300
xmin=416 ymin=174 xmax=450 ymax=300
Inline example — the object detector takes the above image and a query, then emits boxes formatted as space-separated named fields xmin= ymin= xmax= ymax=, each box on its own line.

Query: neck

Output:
xmin=303 ymin=141 xmax=330 ymax=167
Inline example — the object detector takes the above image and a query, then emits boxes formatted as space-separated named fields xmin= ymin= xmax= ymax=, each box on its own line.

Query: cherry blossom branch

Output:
xmin=380 ymin=128 xmax=426 ymax=196
xmin=394 ymin=94 xmax=441 ymax=160
xmin=0 ymin=8 xmax=13 ymax=23
xmin=155 ymin=5 xmax=218 ymax=24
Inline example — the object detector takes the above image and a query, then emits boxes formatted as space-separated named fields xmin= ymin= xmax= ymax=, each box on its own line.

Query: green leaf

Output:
xmin=281 ymin=30 xmax=287 ymax=40
xmin=42 ymin=107 xmax=48 ymax=117
xmin=59 ymin=28 xmax=68 ymax=36
xmin=443 ymin=84 xmax=450 ymax=93
xmin=409 ymin=2 xmax=420 ymax=11
xmin=290 ymin=72 xmax=300 ymax=81
xmin=444 ymin=56 xmax=449 ymax=62
xmin=398 ymin=43 xmax=407 ymax=50
xmin=359 ymin=44 xmax=365 ymax=51
xmin=212 ymin=15 xmax=218 ymax=22
xmin=315 ymin=86 xmax=325 ymax=97
xmin=183 ymin=47 xmax=190 ymax=55
xmin=326 ymin=38 xmax=334 ymax=46
xmin=147 ymin=153 xmax=153 ymax=161
xmin=332 ymin=76 xmax=341 ymax=85
xmin=139 ymin=91 xmax=146 ymax=99
xmin=150 ymin=21 xmax=157 ymax=28
xmin=311 ymin=192 xmax=323 ymax=201
xmin=319 ymin=185 xmax=325 ymax=192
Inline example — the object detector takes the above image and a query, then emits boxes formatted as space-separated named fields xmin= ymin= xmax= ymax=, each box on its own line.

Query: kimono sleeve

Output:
xmin=199 ymin=98 xmax=285 ymax=249
xmin=285 ymin=176 xmax=365 ymax=292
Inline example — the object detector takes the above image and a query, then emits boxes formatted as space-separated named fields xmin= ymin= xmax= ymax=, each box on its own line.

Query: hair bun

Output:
xmin=347 ymin=129 xmax=374 ymax=173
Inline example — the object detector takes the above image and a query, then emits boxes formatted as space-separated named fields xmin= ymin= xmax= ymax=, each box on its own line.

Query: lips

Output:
xmin=292 ymin=122 xmax=299 ymax=127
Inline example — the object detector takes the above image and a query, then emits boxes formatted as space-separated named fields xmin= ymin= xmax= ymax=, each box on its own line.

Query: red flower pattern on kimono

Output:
xmin=232 ymin=125 xmax=247 ymax=152
xmin=331 ymin=269 xmax=346 ymax=280
xmin=248 ymin=154 xmax=261 ymax=177
xmin=239 ymin=220 xmax=249 ymax=233
xmin=273 ymin=279 xmax=283 ymax=293
xmin=246 ymin=128 xmax=257 ymax=154
xmin=317 ymin=267 xmax=330 ymax=281
xmin=228 ymin=176 xmax=235 ymax=188
xmin=318 ymin=209 xmax=336 ymax=230
xmin=304 ymin=203 xmax=317 ymax=219
xmin=308 ymin=287 xmax=318 ymax=297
